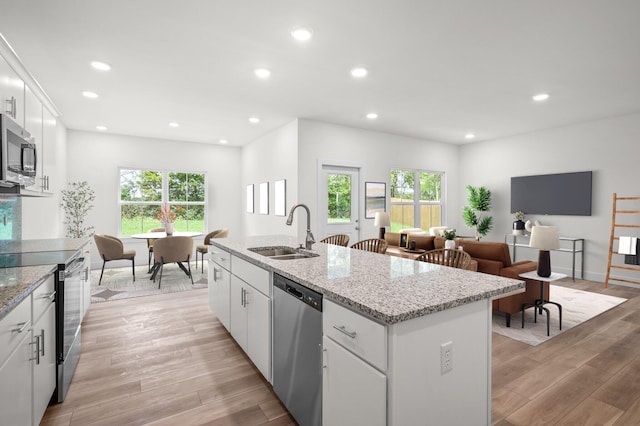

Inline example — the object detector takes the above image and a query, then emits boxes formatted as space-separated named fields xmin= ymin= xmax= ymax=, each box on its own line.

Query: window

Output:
xmin=119 ymin=169 xmax=206 ymax=235
xmin=389 ymin=169 xmax=443 ymax=232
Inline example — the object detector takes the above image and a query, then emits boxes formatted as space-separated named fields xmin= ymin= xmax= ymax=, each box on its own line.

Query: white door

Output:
xmin=322 ymin=336 xmax=386 ymax=426
xmin=319 ymin=165 xmax=360 ymax=244
xmin=246 ymin=287 xmax=271 ymax=382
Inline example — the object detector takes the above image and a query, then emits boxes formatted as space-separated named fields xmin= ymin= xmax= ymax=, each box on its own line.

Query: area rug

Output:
xmin=90 ymin=262 xmax=208 ymax=302
xmin=492 ymin=285 xmax=627 ymax=346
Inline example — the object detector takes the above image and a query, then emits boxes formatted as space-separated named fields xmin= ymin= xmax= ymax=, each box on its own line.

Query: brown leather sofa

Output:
xmin=384 ymin=232 xmax=541 ymax=327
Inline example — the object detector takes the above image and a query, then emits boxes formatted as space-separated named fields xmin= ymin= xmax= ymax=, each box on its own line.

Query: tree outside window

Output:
xmin=119 ymin=169 xmax=206 ymax=235
xmin=390 ymin=169 xmax=443 ymax=232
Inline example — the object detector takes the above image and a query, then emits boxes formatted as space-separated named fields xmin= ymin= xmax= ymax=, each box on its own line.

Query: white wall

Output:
xmin=298 ymin=119 xmax=462 ymax=241
xmin=21 ymin=119 xmax=68 ymax=239
xmin=459 ymin=112 xmax=640 ymax=281
xmin=241 ymin=120 xmax=298 ymax=237
xmin=66 ymin=130 xmax=242 ymax=268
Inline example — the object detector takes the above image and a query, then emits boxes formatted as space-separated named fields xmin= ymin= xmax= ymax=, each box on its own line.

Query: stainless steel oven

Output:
xmin=0 ymin=113 xmax=36 ymax=187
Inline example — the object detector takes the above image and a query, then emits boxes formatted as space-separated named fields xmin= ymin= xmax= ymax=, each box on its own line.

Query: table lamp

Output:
xmin=529 ymin=226 xmax=560 ymax=277
xmin=374 ymin=211 xmax=391 ymax=239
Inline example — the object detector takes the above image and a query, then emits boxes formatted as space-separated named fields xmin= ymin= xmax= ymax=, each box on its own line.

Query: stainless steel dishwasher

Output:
xmin=273 ymin=273 xmax=323 ymax=426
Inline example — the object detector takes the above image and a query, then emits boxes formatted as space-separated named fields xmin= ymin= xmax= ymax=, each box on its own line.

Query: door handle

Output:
xmin=355 ymin=226 xmax=360 ymax=231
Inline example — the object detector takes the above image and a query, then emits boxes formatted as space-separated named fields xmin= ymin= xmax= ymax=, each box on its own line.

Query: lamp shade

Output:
xmin=529 ymin=226 xmax=560 ymax=250
xmin=374 ymin=211 xmax=391 ymax=227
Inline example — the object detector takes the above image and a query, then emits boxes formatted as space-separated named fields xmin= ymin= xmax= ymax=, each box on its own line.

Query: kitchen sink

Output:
xmin=248 ymin=246 xmax=319 ymax=260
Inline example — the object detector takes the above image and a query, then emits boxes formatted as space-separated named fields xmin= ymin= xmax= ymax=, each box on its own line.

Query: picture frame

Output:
xmin=246 ymin=184 xmax=254 ymax=213
xmin=399 ymin=233 xmax=408 ymax=248
xmin=365 ymin=181 xmax=386 ymax=219
xmin=259 ymin=182 xmax=269 ymax=215
xmin=274 ymin=179 xmax=286 ymax=216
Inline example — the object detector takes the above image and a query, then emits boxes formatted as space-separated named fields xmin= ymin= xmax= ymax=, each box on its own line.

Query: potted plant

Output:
xmin=462 ymin=185 xmax=493 ymax=241
xmin=61 ymin=181 xmax=96 ymax=238
xmin=442 ymin=229 xmax=457 ymax=250
xmin=158 ymin=203 xmax=176 ymax=234
xmin=512 ymin=211 xmax=525 ymax=235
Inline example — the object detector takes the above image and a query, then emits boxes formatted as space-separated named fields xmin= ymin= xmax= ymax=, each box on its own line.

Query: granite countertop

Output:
xmin=211 ymin=235 xmax=525 ymax=325
xmin=0 ymin=264 xmax=57 ymax=321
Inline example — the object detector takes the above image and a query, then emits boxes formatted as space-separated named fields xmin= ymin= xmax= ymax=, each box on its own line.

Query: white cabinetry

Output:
xmin=41 ymin=106 xmax=56 ymax=193
xmin=0 ymin=55 xmax=24 ymax=124
xmin=0 ymin=293 xmax=32 ymax=426
xmin=208 ymin=247 xmax=231 ymax=330
xmin=322 ymin=300 xmax=387 ymax=426
xmin=0 ymin=273 xmax=57 ymax=426
xmin=81 ymin=245 xmax=92 ymax=320
xmin=229 ymin=255 xmax=271 ymax=381
xmin=31 ymin=275 xmax=56 ymax=423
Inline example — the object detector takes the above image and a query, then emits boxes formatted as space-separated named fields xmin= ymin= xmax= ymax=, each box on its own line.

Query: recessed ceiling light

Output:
xmin=90 ymin=61 xmax=111 ymax=71
xmin=249 ymin=117 xmax=260 ymax=124
xmin=168 ymin=122 xmax=180 ymax=128
xmin=465 ymin=133 xmax=476 ymax=140
xmin=254 ymin=68 xmax=271 ymax=79
xmin=219 ymin=139 xmax=228 ymax=144
xmin=350 ymin=67 xmax=368 ymax=78
xmin=82 ymin=91 xmax=99 ymax=99
xmin=532 ymin=93 xmax=550 ymax=102
xmin=366 ymin=113 xmax=378 ymax=120
xmin=291 ymin=26 xmax=313 ymax=41
xmin=96 ymin=125 xmax=108 ymax=131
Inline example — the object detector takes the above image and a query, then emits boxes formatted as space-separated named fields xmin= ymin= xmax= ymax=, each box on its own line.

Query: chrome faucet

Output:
xmin=286 ymin=203 xmax=315 ymax=250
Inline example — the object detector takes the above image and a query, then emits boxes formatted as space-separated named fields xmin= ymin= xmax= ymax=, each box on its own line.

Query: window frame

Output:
xmin=118 ymin=167 xmax=207 ymax=236
xmin=389 ymin=169 xmax=445 ymax=231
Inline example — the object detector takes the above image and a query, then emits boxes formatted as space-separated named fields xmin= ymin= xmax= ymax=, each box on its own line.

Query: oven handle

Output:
xmin=64 ymin=257 xmax=86 ymax=278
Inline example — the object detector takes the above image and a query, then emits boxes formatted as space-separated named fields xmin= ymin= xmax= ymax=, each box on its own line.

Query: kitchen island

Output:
xmin=210 ymin=235 xmax=525 ymax=425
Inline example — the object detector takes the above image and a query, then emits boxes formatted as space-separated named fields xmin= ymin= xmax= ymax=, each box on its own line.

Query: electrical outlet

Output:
xmin=440 ymin=341 xmax=453 ymax=374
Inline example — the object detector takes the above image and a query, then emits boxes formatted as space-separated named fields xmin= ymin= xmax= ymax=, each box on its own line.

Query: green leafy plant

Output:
xmin=61 ymin=181 xmax=96 ymax=238
xmin=442 ymin=229 xmax=456 ymax=240
xmin=463 ymin=185 xmax=493 ymax=240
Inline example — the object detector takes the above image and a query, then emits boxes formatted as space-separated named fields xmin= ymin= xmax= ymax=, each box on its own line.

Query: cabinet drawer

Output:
xmin=0 ymin=297 xmax=31 ymax=366
xmin=231 ymin=255 xmax=270 ymax=296
xmin=209 ymin=246 xmax=231 ymax=270
xmin=323 ymin=300 xmax=387 ymax=371
xmin=32 ymin=274 xmax=55 ymax=323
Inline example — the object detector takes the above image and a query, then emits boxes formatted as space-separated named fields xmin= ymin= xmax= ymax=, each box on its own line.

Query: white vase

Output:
xmin=165 ymin=222 xmax=175 ymax=235
xmin=444 ymin=239 xmax=456 ymax=250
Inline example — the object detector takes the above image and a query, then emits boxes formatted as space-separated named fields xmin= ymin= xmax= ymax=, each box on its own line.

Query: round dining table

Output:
xmin=130 ymin=231 xmax=204 ymax=279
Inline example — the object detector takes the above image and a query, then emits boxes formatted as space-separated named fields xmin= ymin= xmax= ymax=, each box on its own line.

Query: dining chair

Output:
xmin=350 ymin=238 xmax=388 ymax=254
xmin=94 ymin=234 xmax=136 ymax=285
xmin=146 ymin=227 xmax=165 ymax=273
xmin=195 ymin=228 xmax=229 ymax=272
xmin=152 ymin=236 xmax=194 ymax=288
xmin=320 ymin=234 xmax=350 ymax=247
xmin=417 ymin=248 xmax=471 ymax=269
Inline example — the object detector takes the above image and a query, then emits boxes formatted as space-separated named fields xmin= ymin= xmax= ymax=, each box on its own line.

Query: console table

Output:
xmin=505 ymin=234 xmax=584 ymax=281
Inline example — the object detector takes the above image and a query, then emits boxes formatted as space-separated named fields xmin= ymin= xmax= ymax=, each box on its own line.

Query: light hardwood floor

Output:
xmin=41 ymin=280 xmax=640 ymax=425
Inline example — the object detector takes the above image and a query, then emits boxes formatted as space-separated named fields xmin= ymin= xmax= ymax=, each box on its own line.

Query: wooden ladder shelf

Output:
xmin=605 ymin=193 xmax=640 ymax=287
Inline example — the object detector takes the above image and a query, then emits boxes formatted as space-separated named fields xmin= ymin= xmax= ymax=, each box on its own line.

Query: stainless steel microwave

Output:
xmin=0 ymin=113 xmax=36 ymax=187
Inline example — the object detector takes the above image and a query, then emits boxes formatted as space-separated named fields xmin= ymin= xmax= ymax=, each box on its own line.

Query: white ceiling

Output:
xmin=2 ymin=0 xmax=640 ymax=146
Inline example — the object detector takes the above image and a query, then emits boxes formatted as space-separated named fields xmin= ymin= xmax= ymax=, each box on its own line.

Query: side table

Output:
xmin=519 ymin=271 xmax=567 ymax=336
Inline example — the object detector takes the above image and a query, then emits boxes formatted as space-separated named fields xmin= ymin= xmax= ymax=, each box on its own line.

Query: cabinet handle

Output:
xmin=240 ymin=287 xmax=245 ymax=307
xmin=12 ymin=97 xmax=16 ymax=119
xmin=12 ymin=320 xmax=31 ymax=334
xmin=322 ymin=347 xmax=327 ymax=369
xmin=213 ymin=267 xmax=220 ymax=281
xmin=4 ymin=98 xmax=12 ymax=115
xmin=40 ymin=329 xmax=45 ymax=356
xmin=333 ymin=324 xmax=357 ymax=339
xmin=30 ymin=335 xmax=41 ymax=364
xmin=40 ymin=291 xmax=56 ymax=301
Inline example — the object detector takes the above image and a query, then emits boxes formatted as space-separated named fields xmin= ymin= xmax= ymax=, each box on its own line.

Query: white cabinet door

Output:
xmin=229 ymin=275 xmax=248 ymax=351
xmin=322 ymin=336 xmax=386 ymax=426
xmin=246 ymin=286 xmax=270 ymax=381
xmin=0 ymin=333 xmax=32 ymax=426
xmin=23 ymin=84 xmax=43 ymax=192
xmin=41 ymin=106 xmax=56 ymax=193
xmin=0 ymin=55 xmax=24 ymax=125
xmin=209 ymin=259 xmax=231 ymax=331
xmin=82 ymin=247 xmax=91 ymax=320
xmin=32 ymin=302 xmax=56 ymax=424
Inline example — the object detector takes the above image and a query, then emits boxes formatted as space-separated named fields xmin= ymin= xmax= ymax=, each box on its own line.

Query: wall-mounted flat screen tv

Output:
xmin=510 ymin=171 xmax=592 ymax=216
